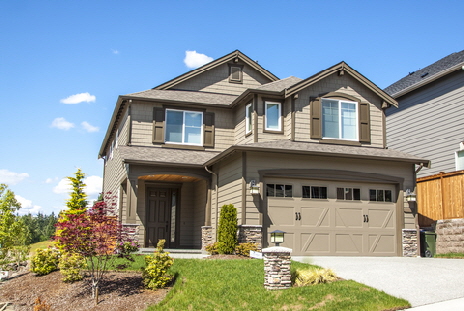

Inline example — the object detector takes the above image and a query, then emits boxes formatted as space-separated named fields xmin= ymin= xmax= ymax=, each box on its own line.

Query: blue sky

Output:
xmin=1 ymin=1 xmax=464 ymax=215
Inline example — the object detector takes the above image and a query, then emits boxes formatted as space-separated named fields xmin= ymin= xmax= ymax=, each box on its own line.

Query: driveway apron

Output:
xmin=292 ymin=256 xmax=464 ymax=307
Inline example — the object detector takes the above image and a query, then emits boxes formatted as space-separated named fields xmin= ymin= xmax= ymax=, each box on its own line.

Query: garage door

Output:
xmin=266 ymin=179 xmax=397 ymax=256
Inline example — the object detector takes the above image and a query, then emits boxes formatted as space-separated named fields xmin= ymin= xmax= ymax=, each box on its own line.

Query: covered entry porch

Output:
xmin=122 ymin=164 xmax=211 ymax=250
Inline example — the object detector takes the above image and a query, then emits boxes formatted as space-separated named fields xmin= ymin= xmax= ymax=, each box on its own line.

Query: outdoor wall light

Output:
xmin=405 ymin=189 xmax=417 ymax=202
xmin=249 ymin=180 xmax=260 ymax=195
xmin=270 ymin=230 xmax=285 ymax=247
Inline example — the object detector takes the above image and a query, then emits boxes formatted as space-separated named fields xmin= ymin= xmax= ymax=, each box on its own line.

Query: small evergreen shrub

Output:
xmin=30 ymin=248 xmax=60 ymax=276
xmin=33 ymin=296 xmax=51 ymax=311
xmin=142 ymin=239 xmax=174 ymax=290
xmin=205 ymin=242 xmax=219 ymax=255
xmin=217 ymin=204 xmax=237 ymax=254
xmin=58 ymin=252 xmax=86 ymax=282
xmin=292 ymin=268 xmax=337 ymax=287
xmin=235 ymin=242 xmax=259 ymax=257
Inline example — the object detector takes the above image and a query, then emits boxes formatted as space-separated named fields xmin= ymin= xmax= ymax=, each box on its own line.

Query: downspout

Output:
xmin=415 ymin=163 xmax=425 ymax=174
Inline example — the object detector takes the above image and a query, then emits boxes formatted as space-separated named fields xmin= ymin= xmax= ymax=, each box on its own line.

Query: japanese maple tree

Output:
xmin=54 ymin=194 xmax=139 ymax=305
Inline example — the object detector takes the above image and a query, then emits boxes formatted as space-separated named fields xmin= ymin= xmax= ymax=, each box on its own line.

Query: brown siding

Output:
xmin=294 ymin=73 xmax=384 ymax=147
xmin=172 ymin=63 xmax=272 ymax=95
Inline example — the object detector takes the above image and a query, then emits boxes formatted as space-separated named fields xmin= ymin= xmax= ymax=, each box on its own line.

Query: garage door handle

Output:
xmin=363 ymin=215 xmax=369 ymax=223
xmin=295 ymin=212 xmax=301 ymax=221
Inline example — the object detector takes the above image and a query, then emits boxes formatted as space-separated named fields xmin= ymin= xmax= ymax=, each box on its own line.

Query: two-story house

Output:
xmin=385 ymin=50 xmax=464 ymax=177
xmin=99 ymin=50 xmax=428 ymax=257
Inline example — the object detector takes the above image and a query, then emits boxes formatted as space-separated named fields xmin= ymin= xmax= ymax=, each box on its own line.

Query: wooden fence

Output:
xmin=417 ymin=171 xmax=464 ymax=227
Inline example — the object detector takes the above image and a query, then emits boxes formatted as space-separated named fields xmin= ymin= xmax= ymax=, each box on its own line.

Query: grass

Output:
xmin=435 ymin=252 xmax=464 ymax=259
xmin=129 ymin=258 xmax=411 ymax=311
xmin=29 ymin=240 xmax=53 ymax=256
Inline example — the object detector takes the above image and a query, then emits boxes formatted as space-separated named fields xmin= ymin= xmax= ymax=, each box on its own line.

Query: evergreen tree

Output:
xmin=217 ymin=204 xmax=237 ymax=254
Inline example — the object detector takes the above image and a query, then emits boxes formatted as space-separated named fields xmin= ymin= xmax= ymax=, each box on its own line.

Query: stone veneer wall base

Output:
xmin=402 ymin=229 xmax=418 ymax=257
xmin=435 ymin=218 xmax=464 ymax=254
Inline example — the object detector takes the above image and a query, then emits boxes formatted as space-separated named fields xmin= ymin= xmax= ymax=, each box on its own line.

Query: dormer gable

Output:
xmin=154 ymin=50 xmax=279 ymax=96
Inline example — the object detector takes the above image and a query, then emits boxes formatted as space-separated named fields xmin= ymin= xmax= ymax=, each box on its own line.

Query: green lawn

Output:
xmin=29 ymin=240 xmax=53 ymax=256
xmin=127 ymin=258 xmax=410 ymax=311
xmin=435 ymin=252 xmax=464 ymax=259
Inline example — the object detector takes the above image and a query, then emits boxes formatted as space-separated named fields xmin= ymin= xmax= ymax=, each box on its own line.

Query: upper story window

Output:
xmin=165 ymin=109 xmax=203 ymax=145
xmin=229 ymin=65 xmax=243 ymax=83
xmin=246 ymin=103 xmax=253 ymax=134
xmin=322 ymin=99 xmax=358 ymax=140
xmin=265 ymin=101 xmax=282 ymax=131
xmin=310 ymin=93 xmax=370 ymax=144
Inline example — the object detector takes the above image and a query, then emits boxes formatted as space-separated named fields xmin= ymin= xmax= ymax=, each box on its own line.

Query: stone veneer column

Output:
xmin=238 ymin=225 xmax=262 ymax=249
xmin=435 ymin=218 xmax=464 ymax=254
xmin=262 ymin=246 xmax=292 ymax=290
xmin=201 ymin=226 xmax=213 ymax=251
xmin=402 ymin=229 xmax=418 ymax=257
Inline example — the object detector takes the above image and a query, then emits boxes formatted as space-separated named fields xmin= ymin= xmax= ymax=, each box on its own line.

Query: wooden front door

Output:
xmin=146 ymin=188 xmax=173 ymax=248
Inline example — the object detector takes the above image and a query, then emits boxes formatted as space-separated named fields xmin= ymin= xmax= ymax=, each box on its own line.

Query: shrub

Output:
xmin=292 ymin=268 xmax=337 ymax=287
xmin=235 ymin=242 xmax=258 ymax=257
xmin=30 ymin=248 xmax=60 ymax=276
xmin=217 ymin=204 xmax=237 ymax=254
xmin=58 ymin=252 xmax=86 ymax=282
xmin=142 ymin=239 xmax=174 ymax=290
xmin=33 ymin=296 xmax=51 ymax=311
xmin=205 ymin=242 xmax=219 ymax=255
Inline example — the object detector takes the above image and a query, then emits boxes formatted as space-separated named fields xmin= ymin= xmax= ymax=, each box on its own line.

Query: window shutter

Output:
xmin=152 ymin=107 xmax=165 ymax=144
xmin=203 ymin=112 xmax=215 ymax=148
xmin=359 ymin=103 xmax=371 ymax=143
xmin=310 ymin=98 xmax=322 ymax=139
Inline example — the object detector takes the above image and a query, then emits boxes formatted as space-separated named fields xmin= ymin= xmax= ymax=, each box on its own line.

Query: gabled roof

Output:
xmin=286 ymin=62 xmax=398 ymax=107
xmin=255 ymin=76 xmax=302 ymax=92
xmin=385 ymin=50 xmax=464 ymax=98
xmin=154 ymin=50 xmax=279 ymax=90
xmin=204 ymin=140 xmax=430 ymax=167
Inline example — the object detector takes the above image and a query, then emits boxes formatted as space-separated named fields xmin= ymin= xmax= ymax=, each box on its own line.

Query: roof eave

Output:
xmin=230 ymin=89 xmax=285 ymax=107
xmin=154 ymin=50 xmax=279 ymax=90
xmin=285 ymin=62 xmax=398 ymax=108
xmin=204 ymin=145 xmax=429 ymax=167
xmin=119 ymin=94 xmax=233 ymax=108
xmin=98 ymin=96 xmax=126 ymax=158
xmin=124 ymin=159 xmax=204 ymax=168
xmin=390 ymin=62 xmax=464 ymax=98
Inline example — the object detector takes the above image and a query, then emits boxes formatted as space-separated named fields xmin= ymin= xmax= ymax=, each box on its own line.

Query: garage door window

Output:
xmin=267 ymin=184 xmax=293 ymax=198
xmin=337 ymin=187 xmax=360 ymax=200
xmin=302 ymin=186 xmax=327 ymax=199
xmin=369 ymin=189 xmax=392 ymax=202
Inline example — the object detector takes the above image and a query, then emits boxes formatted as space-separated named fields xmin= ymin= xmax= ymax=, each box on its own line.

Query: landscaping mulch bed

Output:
xmin=0 ymin=270 xmax=168 ymax=311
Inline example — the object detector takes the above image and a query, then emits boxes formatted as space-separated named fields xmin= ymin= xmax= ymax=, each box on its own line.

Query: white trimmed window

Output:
xmin=456 ymin=150 xmax=464 ymax=170
xmin=322 ymin=99 xmax=358 ymax=140
xmin=246 ymin=102 xmax=253 ymax=134
xmin=265 ymin=101 xmax=281 ymax=131
xmin=165 ymin=109 xmax=203 ymax=145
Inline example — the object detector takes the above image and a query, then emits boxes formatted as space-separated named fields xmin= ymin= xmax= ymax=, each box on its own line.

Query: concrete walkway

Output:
xmin=292 ymin=256 xmax=464 ymax=308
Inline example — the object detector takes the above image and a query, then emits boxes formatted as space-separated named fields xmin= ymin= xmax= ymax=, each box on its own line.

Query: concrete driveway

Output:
xmin=292 ymin=256 xmax=464 ymax=307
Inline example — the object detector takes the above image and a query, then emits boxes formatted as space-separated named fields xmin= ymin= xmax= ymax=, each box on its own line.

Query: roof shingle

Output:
xmin=125 ymin=89 xmax=237 ymax=106
xmin=385 ymin=50 xmax=464 ymax=97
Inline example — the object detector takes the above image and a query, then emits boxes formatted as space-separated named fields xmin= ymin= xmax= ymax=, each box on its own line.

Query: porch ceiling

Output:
xmin=139 ymin=174 xmax=202 ymax=183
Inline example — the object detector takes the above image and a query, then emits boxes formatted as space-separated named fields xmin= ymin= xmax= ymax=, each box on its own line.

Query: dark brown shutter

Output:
xmin=153 ymin=107 xmax=165 ymax=144
xmin=203 ymin=112 xmax=215 ymax=148
xmin=359 ymin=103 xmax=371 ymax=143
xmin=310 ymin=98 xmax=322 ymax=139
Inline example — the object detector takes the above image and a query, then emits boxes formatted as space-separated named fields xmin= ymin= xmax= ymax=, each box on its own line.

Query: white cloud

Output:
xmin=53 ymin=175 xmax=102 ymax=197
xmin=0 ymin=169 xmax=29 ymax=185
xmin=60 ymin=92 xmax=96 ymax=104
xmin=15 ymin=195 xmax=42 ymax=215
xmin=45 ymin=177 xmax=57 ymax=184
xmin=81 ymin=121 xmax=99 ymax=133
xmin=51 ymin=117 xmax=75 ymax=130
xmin=184 ymin=50 xmax=213 ymax=69
xmin=111 ymin=49 xmax=119 ymax=55
xmin=53 ymin=178 xmax=72 ymax=194
xmin=85 ymin=175 xmax=103 ymax=196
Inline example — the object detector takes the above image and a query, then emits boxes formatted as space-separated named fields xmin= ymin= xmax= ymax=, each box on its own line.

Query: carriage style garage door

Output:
xmin=266 ymin=178 xmax=398 ymax=256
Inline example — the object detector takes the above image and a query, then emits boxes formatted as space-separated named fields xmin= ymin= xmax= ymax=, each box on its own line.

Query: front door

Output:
xmin=146 ymin=188 xmax=176 ymax=248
